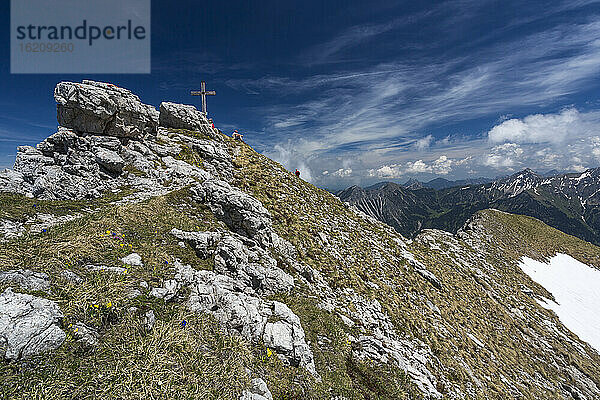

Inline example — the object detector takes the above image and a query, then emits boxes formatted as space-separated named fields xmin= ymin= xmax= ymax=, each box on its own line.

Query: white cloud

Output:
xmin=369 ymin=155 xmax=464 ymax=178
xmin=332 ymin=168 xmax=353 ymax=177
xmin=414 ymin=135 xmax=433 ymax=151
xmin=487 ymin=108 xmax=597 ymax=144
xmin=432 ymin=155 xmax=453 ymax=175
xmin=369 ymin=164 xmax=403 ymax=178
xmin=483 ymin=143 xmax=524 ymax=169
xmin=264 ymin=143 xmax=314 ymax=183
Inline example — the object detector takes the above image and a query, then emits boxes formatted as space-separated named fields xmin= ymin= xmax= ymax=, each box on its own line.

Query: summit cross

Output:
xmin=190 ymin=81 xmax=216 ymax=116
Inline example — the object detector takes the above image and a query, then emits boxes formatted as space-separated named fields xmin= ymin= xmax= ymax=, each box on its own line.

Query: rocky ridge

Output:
xmin=0 ymin=81 xmax=599 ymax=399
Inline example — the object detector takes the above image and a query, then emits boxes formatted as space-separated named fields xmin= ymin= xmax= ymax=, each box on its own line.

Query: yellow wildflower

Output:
xmin=266 ymin=348 xmax=273 ymax=357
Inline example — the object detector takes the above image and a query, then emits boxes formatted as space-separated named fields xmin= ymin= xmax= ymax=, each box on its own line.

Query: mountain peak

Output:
xmin=1 ymin=81 xmax=600 ymax=399
xmin=403 ymin=178 xmax=424 ymax=190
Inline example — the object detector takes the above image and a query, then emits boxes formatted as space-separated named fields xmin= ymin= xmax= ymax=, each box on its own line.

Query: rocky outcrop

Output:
xmin=240 ymin=377 xmax=273 ymax=400
xmin=54 ymin=80 xmax=158 ymax=138
xmin=0 ymin=81 xmax=232 ymax=201
xmin=0 ymin=288 xmax=65 ymax=360
xmin=1 ymin=126 xmax=206 ymax=200
xmin=171 ymin=262 xmax=318 ymax=378
xmin=192 ymin=180 xmax=274 ymax=246
xmin=72 ymin=322 xmax=99 ymax=346
xmin=94 ymin=148 xmax=125 ymax=174
xmin=171 ymin=229 xmax=294 ymax=295
xmin=0 ymin=269 xmax=50 ymax=292
xmin=159 ymin=102 xmax=215 ymax=137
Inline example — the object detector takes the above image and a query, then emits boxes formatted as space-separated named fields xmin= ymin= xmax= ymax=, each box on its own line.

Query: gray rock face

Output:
xmin=0 ymin=269 xmax=50 ymax=292
xmin=0 ymin=117 xmax=221 ymax=201
xmin=240 ymin=378 xmax=273 ymax=400
xmin=171 ymin=229 xmax=294 ymax=295
xmin=172 ymin=262 xmax=318 ymax=377
xmin=0 ymin=219 xmax=25 ymax=239
xmin=0 ymin=288 xmax=65 ymax=360
xmin=95 ymin=148 xmax=125 ymax=174
xmin=159 ymin=102 xmax=215 ymax=136
xmin=54 ymin=80 xmax=158 ymax=138
xmin=121 ymin=253 xmax=144 ymax=267
xmin=192 ymin=180 xmax=274 ymax=246
xmin=72 ymin=322 xmax=99 ymax=346
xmin=0 ymin=169 xmax=30 ymax=197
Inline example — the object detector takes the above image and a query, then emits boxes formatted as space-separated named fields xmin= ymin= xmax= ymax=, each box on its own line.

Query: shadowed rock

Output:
xmin=159 ymin=102 xmax=214 ymax=136
xmin=54 ymin=80 xmax=158 ymax=138
xmin=0 ymin=269 xmax=50 ymax=292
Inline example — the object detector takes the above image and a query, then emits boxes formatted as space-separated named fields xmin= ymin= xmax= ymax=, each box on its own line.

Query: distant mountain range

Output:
xmin=400 ymin=176 xmax=494 ymax=190
xmin=338 ymin=168 xmax=600 ymax=245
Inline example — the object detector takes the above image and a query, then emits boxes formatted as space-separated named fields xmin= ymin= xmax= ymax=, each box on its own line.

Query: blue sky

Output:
xmin=2 ymin=0 xmax=600 ymax=190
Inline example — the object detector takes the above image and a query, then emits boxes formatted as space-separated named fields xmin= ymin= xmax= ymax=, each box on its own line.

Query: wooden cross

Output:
xmin=190 ymin=81 xmax=216 ymax=116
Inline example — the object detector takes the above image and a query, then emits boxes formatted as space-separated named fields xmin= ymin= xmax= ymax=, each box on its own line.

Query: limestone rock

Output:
xmin=144 ymin=310 xmax=156 ymax=331
xmin=121 ymin=253 xmax=144 ymax=267
xmin=352 ymin=335 xmax=442 ymax=399
xmin=173 ymin=262 xmax=318 ymax=377
xmin=0 ymin=169 xmax=31 ymax=196
xmin=150 ymin=279 xmax=179 ymax=301
xmin=95 ymin=148 xmax=125 ymax=174
xmin=159 ymin=102 xmax=214 ymax=135
xmin=171 ymin=229 xmax=294 ymax=295
xmin=72 ymin=322 xmax=99 ymax=346
xmin=54 ymin=80 xmax=158 ymax=138
xmin=0 ymin=288 xmax=65 ymax=360
xmin=192 ymin=179 xmax=274 ymax=245
xmin=0 ymin=219 xmax=25 ymax=239
xmin=240 ymin=377 xmax=273 ymax=400
xmin=0 ymin=269 xmax=50 ymax=292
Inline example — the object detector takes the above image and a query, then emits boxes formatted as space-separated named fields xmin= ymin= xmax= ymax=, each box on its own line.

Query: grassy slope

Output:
xmin=0 ymin=135 xmax=599 ymax=399
xmin=230 ymin=140 xmax=600 ymax=399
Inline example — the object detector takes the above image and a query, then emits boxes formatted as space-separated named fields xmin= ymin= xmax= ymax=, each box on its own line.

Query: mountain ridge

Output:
xmin=338 ymin=167 xmax=600 ymax=245
xmin=0 ymin=81 xmax=598 ymax=399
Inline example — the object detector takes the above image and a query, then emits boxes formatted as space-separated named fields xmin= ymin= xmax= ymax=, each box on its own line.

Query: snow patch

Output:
xmin=519 ymin=254 xmax=600 ymax=353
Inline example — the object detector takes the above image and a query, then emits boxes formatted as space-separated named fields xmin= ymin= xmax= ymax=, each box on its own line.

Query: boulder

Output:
xmin=54 ymin=80 xmax=158 ymax=138
xmin=72 ymin=322 xmax=99 ymax=346
xmin=0 ymin=269 xmax=50 ymax=292
xmin=191 ymin=179 xmax=274 ymax=246
xmin=172 ymin=262 xmax=318 ymax=377
xmin=121 ymin=253 xmax=144 ymax=267
xmin=95 ymin=148 xmax=125 ymax=174
xmin=0 ymin=288 xmax=65 ymax=360
xmin=240 ymin=378 xmax=273 ymax=400
xmin=159 ymin=102 xmax=213 ymax=134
